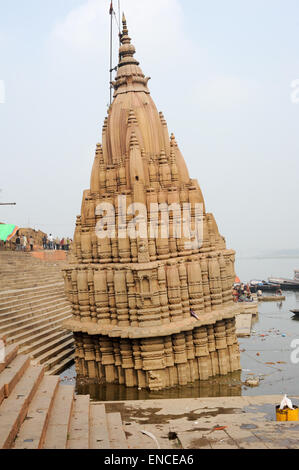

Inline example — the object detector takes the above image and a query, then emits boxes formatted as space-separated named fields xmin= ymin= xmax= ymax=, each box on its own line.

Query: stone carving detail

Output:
xmin=64 ymin=15 xmax=241 ymax=390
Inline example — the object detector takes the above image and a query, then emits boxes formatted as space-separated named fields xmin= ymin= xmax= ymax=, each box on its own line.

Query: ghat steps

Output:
xmin=1 ymin=346 xmax=299 ymax=449
xmin=0 ymin=347 xmax=116 ymax=449
xmin=0 ymin=252 xmax=65 ymax=290
xmin=0 ymin=252 xmax=74 ymax=374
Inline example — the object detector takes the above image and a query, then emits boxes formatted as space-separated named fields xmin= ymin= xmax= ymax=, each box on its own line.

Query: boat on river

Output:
xmin=290 ymin=309 xmax=299 ymax=316
xmin=268 ymin=271 xmax=299 ymax=290
xmin=249 ymin=280 xmax=281 ymax=292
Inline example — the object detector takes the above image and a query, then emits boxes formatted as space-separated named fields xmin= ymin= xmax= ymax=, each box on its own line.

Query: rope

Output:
xmin=109 ymin=2 xmax=113 ymax=105
xmin=109 ymin=0 xmax=123 ymax=104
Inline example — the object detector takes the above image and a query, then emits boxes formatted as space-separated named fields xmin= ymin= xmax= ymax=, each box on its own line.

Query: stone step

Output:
xmin=0 ymin=344 xmax=19 ymax=374
xmin=0 ymin=280 xmax=64 ymax=291
xmin=89 ymin=404 xmax=110 ymax=449
xmin=19 ymin=330 xmax=73 ymax=358
xmin=6 ymin=324 xmax=68 ymax=351
xmin=0 ymin=265 xmax=63 ymax=272
xmin=106 ymin=413 xmax=129 ymax=449
xmin=0 ymin=282 xmax=64 ymax=302
xmin=31 ymin=337 xmax=74 ymax=366
xmin=43 ymin=385 xmax=74 ymax=449
xmin=0 ymin=280 xmax=63 ymax=289
xmin=0 ymin=299 xmax=70 ymax=329
xmin=67 ymin=395 xmax=90 ymax=449
xmin=0 ymin=273 xmax=62 ymax=280
xmin=3 ymin=310 xmax=72 ymax=344
xmin=13 ymin=375 xmax=60 ymax=449
xmin=0 ymin=355 xmax=31 ymax=406
xmin=42 ymin=346 xmax=75 ymax=372
xmin=0 ymin=364 xmax=44 ymax=449
xmin=45 ymin=353 xmax=75 ymax=376
xmin=0 ymin=289 xmax=66 ymax=314
xmin=0 ymin=273 xmax=63 ymax=283
xmin=0 ymin=270 xmax=62 ymax=278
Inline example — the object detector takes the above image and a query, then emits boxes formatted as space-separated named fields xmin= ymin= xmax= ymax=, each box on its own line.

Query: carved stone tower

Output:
xmin=63 ymin=15 xmax=241 ymax=391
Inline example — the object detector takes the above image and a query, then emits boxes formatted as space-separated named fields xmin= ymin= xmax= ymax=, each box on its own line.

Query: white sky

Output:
xmin=1 ymin=0 xmax=299 ymax=256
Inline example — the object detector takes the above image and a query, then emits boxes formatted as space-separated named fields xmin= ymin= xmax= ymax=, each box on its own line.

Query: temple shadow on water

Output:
xmin=75 ymin=370 xmax=243 ymax=402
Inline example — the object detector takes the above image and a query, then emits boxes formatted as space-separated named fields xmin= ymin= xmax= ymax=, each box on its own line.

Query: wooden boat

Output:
xmin=290 ymin=309 xmax=299 ymax=315
xmin=259 ymin=295 xmax=285 ymax=302
xmin=250 ymin=280 xmax=281 ymax=292
xmin=269 ymin=270 xmax=299 ymax=290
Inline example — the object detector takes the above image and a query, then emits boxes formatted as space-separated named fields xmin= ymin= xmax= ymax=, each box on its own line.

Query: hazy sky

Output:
xmin=1 ymin=0 xmax=299 ymax=256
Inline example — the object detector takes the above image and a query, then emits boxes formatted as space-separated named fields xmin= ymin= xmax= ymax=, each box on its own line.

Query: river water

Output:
xmin=60 ymin=256 xmax=299 ymax=400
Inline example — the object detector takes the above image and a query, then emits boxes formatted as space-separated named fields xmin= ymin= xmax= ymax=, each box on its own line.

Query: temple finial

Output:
xmin=121 ymin=12 xmax=129 ymax=42
xmin=113 ymin=12 xmax=151 ymax=96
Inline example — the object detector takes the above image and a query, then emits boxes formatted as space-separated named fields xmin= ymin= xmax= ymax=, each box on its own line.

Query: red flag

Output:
xmin=109 ymin=1 xmax=113 ymax=14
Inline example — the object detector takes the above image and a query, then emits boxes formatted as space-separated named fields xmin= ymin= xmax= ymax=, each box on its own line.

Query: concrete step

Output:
xmin=3 ymin=309 xmax=72 ymax=344
xmin=0 ymin=344 xmax=19 ymax=374
xmin=106 ymin=413 xmax=129 ymax=449
xmin=19 ymin=330 xmax=73 ymax=357
xmin=43 ymin=346 xmax=75 ymax=372
xmin=0 ymin=364 xmax=44 ymax=449
xmin=67 ymin=395 xmax=90 ymax=449
xmin=43 ymin=385 xmax=74 ymax=449
xmin=13 ymin=375 xmax=60 ymax=449
xmin=0 ymin=299 xmax=70 ymax=329
xmin=0 ymin=355 xmax=31 ymax=406
xmin=89 ymin=404 xmax=110 ymax=449
xmin=45 ymin=353 xmax=75 ymax=376
xmin=236 ymin=313 xmax=253 ymax=337
xmin=31 ymin=337 xmax=74 ymax=366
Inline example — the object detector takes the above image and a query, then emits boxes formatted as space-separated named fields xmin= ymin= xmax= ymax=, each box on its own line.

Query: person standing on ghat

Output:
xmin=22 ymin=235 xmax=27 ymax=252
xmin=48 ymin=234 xmax=54 ymax=250
xmin=55 ymin=236 xmax=60 ymax=250
xmin=15 ymin=234 xmax=21 ymax=251
xmin=60 ymin=237 xmax=65 ymax=250
xmin=42 ymin=235 xmax=47 ymax=249
xmin=29 ymin=235 xmax=34 ymax=252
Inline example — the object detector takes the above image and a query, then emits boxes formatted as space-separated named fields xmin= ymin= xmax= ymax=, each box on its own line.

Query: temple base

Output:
xmin=72 ymin=317 xmax=241 ymax=391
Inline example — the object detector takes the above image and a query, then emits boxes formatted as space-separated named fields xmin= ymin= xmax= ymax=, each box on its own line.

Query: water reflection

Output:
xmin=75 ymin=370 xmax=242 ymax=402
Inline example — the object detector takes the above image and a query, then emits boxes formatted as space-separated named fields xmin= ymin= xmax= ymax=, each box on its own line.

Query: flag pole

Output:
xmin=109 ymin=1 xmax=113 ymax=106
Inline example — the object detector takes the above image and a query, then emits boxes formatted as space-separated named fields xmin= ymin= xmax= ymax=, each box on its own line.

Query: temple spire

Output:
xmin=112 ymin=13 xmax=150 ymax=96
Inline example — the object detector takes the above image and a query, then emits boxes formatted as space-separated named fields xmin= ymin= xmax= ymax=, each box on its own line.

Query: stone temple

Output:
xmin=63 ymin=15 xmax=241 ymax=391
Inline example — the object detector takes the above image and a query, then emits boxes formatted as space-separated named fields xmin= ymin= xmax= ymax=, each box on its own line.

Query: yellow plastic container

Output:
xmin=276 ymin=405 xmax=299 ymax=422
